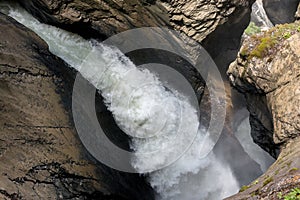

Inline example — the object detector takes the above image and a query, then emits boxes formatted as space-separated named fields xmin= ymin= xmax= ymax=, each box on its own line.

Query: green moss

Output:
xmin=289 ymin=168 xmax=299 ymax=172
xmin=283 ymin=32 xmax=292 ymax=39
xmin=239 ymin=185 xmax=251 ymax=192
xmin=250 ymin=36 xmax=276 ymax=58
xmin=241 ymin=21 xmax=300 ymax=60
xmin=263 ymin=177 xmax=273 ymax=187
xmin=283 ymin=188 xmax=300 ymax=200
xmin=239 ymin=49 xmax=249 ymax=60
xmin=245 ymin=22 xmax=261 ymax=36
xmin=278 ymin=192 xmax=283 ymax=199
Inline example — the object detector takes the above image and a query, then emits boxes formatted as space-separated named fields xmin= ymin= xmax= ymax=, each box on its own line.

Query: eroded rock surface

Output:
xmin=17 ymin=0 xmax=253 ymax=42
xmin=17 ymin=0 xmax=170 ymax=39
xmin=227 ymin=21 xmax=300 ymax=199
xmin=0 ymin=12 xmax=153 ymax=200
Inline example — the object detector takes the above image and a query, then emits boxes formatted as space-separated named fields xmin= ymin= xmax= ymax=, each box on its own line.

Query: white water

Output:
xmin=0 ymin=2 xmax=239 ymax=199
xmin=251 ymin=0 xmax=274 ymax=29
xmin=235 ymin=117 xmax=274 ymax=172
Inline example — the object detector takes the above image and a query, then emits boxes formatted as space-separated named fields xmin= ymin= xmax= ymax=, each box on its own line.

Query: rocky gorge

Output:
xmin=0 ymin=0 xmax=299 ymax=199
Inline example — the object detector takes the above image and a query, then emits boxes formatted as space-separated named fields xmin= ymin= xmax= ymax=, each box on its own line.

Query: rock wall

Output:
xmin=0 ymin=12 xmax=153 ymax=200
xmin=17 ymin=0 xmax=254 ymax=74
xmin=227 ymin=21 xmax=300 ymax=199
xmin=17 ymin=0 xmax=170 ymax=39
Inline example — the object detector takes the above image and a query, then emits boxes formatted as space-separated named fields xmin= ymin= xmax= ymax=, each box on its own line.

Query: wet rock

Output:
xmin=0 ymin=12 xmax=153 ymax=200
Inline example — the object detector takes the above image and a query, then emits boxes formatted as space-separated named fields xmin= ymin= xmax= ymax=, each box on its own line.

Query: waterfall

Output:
xmin=235 ymin=116 xmax=275 ymax=172
xmin=0 ymin=2 xmax=240 ymax=199
xmin=251 ymin=0 xmax=274 ymax=29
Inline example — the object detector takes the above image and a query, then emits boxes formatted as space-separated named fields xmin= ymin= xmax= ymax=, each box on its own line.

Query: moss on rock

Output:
xmin=241 ymin=21 xmax=300 ymax=60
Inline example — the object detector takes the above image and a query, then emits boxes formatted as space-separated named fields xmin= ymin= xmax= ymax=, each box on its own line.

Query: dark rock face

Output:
xmin=227 ymin=22 xmax=300 ymax=199
xmin=246 ymin=93 xmax=278 ymax=158
xmin=263 ymin=0 xmax=300 ymax=24
xmin=17 ymin=0 xmax=171 ymax=39
xmin=0 ymin=12 xmax=153 ymax=200
xmin=201 ymin=0 xmax=255 ymax=78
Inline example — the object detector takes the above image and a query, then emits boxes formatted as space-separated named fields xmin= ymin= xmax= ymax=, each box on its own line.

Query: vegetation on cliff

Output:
xmin=240 ymin=21 xmax=300 ymax=60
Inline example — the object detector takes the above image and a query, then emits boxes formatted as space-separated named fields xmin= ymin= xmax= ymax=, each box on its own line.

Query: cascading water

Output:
xmin=0 ymin=2 xmax=241 ymax=199
xmin=235 ymin=116 xmax=275 ymax=172
xmin=251 ymin=0 xmax=274 ymax=29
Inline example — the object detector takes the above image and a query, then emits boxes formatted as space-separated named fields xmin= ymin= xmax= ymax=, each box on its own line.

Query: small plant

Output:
xmin=241 ymin=21 xmax=300 ymax=60
xmin=283 ymin=188 xmax=300 ymax=200
xmin=250 ymin=37 xmax=276 ymax=58
xmin=278 ymin=192 xmax=283 ymax=199
xmin=245 ymin=22 xmax=261 ymax=36
xmin=283 ymin=32 xmax=292 ymax=39
xmin=263 ymin=177 xmax=273 ymax=187
xmin=239 ymin=185 xmax=251 ymax=192
xmin=289 ymin=168 xmax=299 ymax=172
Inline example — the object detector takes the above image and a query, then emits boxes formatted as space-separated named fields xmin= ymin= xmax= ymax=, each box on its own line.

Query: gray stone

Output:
xmin=263 ymin=0 xmax=299 ymax=24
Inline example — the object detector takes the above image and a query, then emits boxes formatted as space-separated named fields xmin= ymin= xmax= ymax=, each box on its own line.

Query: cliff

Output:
xmin=227 ymin=21 xmax=300 ymax=199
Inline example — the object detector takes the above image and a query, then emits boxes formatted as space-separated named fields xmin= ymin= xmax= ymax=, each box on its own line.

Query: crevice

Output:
xmin=0 ymin=189 xmax=22 ymax=200
xmin=0 ymin=68 xmax=54 ymax=78
xmin=265 ymin=73 xmax=300 ymax=94
xmin=3 ymin=123 xmax=72 ymax=129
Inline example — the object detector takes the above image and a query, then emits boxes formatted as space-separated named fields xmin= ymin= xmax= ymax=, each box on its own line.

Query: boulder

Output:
xmin=227 ymin=21 xmax=300 ymax=199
